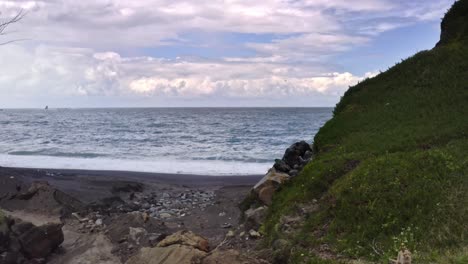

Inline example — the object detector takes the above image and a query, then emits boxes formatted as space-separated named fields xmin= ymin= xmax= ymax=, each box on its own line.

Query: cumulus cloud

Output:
xmin=0 ymin=45 xmax=374 ymax=100
xmin=0 ymin=0 xmax=454 ymax=106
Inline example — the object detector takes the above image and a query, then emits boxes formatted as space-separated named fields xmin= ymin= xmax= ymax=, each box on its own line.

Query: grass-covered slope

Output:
xmin=262 ymin=1 xmax=468 ymax=263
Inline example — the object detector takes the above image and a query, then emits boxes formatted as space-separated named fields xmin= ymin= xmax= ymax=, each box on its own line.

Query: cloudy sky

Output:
xmin=0 ymin=0 xmax=454 ymax=108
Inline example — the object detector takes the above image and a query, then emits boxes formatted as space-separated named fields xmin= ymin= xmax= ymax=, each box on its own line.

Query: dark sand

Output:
xmin=0 ymin=166 xmax=264 ymax=261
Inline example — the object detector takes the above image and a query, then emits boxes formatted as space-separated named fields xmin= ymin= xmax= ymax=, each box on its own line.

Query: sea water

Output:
xmin=0 ymin=108 xmax=332 ymax=175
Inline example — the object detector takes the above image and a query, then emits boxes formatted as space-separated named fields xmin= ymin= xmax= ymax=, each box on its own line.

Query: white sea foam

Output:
xmin=0 ymin=154 xmax=270 ymax=175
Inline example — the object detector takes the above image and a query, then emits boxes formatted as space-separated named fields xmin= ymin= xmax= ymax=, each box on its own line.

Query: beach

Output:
xmin=0 ymin=166 xmax=265 ymax=263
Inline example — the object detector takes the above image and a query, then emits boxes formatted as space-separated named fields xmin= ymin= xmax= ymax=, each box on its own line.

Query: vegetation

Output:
xmin=261 ymin=1 xmax=468 ymax=263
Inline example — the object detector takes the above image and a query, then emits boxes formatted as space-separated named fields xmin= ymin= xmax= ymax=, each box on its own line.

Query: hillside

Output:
xmin=260 ymin=1 xmax=468 ymax=263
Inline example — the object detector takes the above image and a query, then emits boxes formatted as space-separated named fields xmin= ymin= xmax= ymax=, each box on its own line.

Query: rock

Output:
xmin=1 ymin=180 xmax=84 ymax=218
xmin=288 ymin=169 xmax=299 ymax=177
xmin=157 ymin=230 xmax=209 ymax=252
xmin=111 ymin=181 xmax=144 ymax=193
xmin=142 ymin=212 xmax=149 ymax=223
xmin=282 ymin=141 xmax=312 ymax=168
xmin=221 ymin=223 xmax=232 ymax=229
xmin=226 ymin=230 xmax=235 ymax=238
xmin=218 ymin=212 xmax=226 ymax=217
xmin=106 ymin=213 xmax=168 ymax=246
xmin=239 ymin=231 xmax=245 ymax=237
xmin=17 ymin=223 xmax=64 ymax=259
xmin=95 ymin=219 xmax=103 ymax=226
xmin=244 ymin=206 xmax=267 ymax=230
xmin=129 ymin=227 xmax=147 ymax=245
xmin=125 ymin=244 xmax=206 ymax=264
xmin=391 ymin=249 xmax=412 ymax=264
xmin=248 ymin=229 xmax=261 ymax=239
xmin=159 ymin=213 xmax=172 ymax=219
xmin=303 ymin=150 xmax=313 ymax=161
xmin=253 ymin=168 xmax=290 ymax=205
xmin=273 ymin=159 xmax=291 ymax=173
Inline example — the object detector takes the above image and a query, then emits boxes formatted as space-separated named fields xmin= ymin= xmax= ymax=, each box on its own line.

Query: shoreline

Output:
xmin=0 ymin=166 xmax=263 ymax=186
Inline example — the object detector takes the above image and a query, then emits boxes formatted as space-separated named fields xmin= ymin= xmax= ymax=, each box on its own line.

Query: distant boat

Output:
xmin=45 ymin=106 xmax=48 ymax=110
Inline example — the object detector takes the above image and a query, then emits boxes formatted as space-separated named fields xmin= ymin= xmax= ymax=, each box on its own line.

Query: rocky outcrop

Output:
xmin=0 ymin=214 xmax=64 ymax=263
xmin=126 ymin=230 xmax=209 ymax=264
xmin=0 ymin=180 xmax=85 ymax=218
xmin=126 ymin=244 xmax=206 ymax=264
xmin=250 ymin=141 xmax=313 ymax=206
xmin=157 ymin=230 xmax=209 ymax=252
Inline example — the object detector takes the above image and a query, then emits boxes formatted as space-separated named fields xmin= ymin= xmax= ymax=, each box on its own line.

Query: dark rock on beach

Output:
xmin=0 ymin=215 xmax=64 ymax=263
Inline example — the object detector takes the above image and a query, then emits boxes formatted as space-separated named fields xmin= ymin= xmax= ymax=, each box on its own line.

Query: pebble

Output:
xmin=248 ymin=229 xmax=261 ymax=238
xmin=221 ymin=223 xmax=232 ymax=229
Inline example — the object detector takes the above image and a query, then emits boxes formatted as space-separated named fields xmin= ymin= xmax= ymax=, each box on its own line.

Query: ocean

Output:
xmin=0 ymin=108 xmax=332 ymax=175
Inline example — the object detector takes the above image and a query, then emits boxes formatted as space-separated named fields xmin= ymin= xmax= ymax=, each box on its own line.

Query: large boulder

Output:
xmin=282 ymin=141 xmax=312 ymax=168
xmin=252 ymin=168 xmax=290 ymax=205
xmin=15 ymin=222 xmax=64 ymax=259
xmin=157 ymin=230 xmax=209 ymax=252
xmin=126 ymin=244 xmax=206 ymax=264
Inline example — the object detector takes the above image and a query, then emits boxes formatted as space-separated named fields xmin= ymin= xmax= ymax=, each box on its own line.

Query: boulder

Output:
xmin=273 ymin=159 xmax=291 ymax=173
xmin=244 ymin=206 xmax=267 ymax=230
xmin=157 ymin=230 xmax=209 ymax=252
xmin=125 ymin=244 xmax=206 ymax=264
xmin=253 ymin=168 xmax=290 ymax=205
xmin=16 ymin=223 xmax=64 ymax=259
xmin=282 ymin=141 xmax=312 ymax=168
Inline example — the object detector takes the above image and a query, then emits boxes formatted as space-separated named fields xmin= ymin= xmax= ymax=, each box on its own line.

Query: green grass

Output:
xmin=261 ymin=1 xmax=468 ymax=262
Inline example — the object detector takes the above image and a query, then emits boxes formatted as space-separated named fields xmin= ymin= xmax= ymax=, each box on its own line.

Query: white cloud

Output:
xmin=0 ymin=0 xmax=454 ymax=107
xmin=0 ymin=45 xmax=373 ymax=101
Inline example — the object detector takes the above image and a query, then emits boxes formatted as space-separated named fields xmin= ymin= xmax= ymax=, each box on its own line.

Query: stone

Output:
xmin=159 ymin=213 xmax=172 ymax=219
xmin=248 ymin=229 xmax=261 ymax=239
xmin=125 ymin=244 xmax=206 ymax=264
xmin=391 ymin=249 xmax=412 ymax=264
xmin=226 ymin=230 xmax=235 ymax=238
xmin=218 ymin=212 xmax=226 ymax=217
xmin=129 ymin=227 xmax=147 ymax=245
xmin=157 ymin=230 xmax=210 ymax=252
xmin=273 ymin=159 xmax=291 ymax=173
xmin=95 ymin=219 xmax=103 ymax=226
xmin=253 ymin=168 xmax=290 ymax=205
xmin=244 ymin=206 xmax=267 ymax=230
xmin=17 ymin=223 xmax=64 ymax=259
xmin=106 ymin=213 xmax=168 ymax=245
xmin=288 ymin=169 xmax=299 ymax=177
xmin=221 ymin=223 xmax=232 ymax=229
xmin=282 ymin=141 xmax=312 ymax=168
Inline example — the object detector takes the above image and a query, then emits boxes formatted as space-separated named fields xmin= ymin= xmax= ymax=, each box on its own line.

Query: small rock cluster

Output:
xmin=273 ymin=140 xmax=313 ymax=177
xmin=72 ymin=212 xmax=106 ymax=234
xmin=251 ymin=141 xmax=313 ymax=206
xmin=121 ymin=190 xmax=216 ymax=220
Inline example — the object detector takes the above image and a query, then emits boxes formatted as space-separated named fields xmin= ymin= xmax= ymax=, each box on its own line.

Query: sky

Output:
xmin=0 ymin=0 xmax=455 ymax=108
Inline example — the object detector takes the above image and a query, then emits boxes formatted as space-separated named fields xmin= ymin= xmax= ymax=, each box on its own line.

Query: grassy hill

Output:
xmin=261 ymin=1 xmax=468 ymax=263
